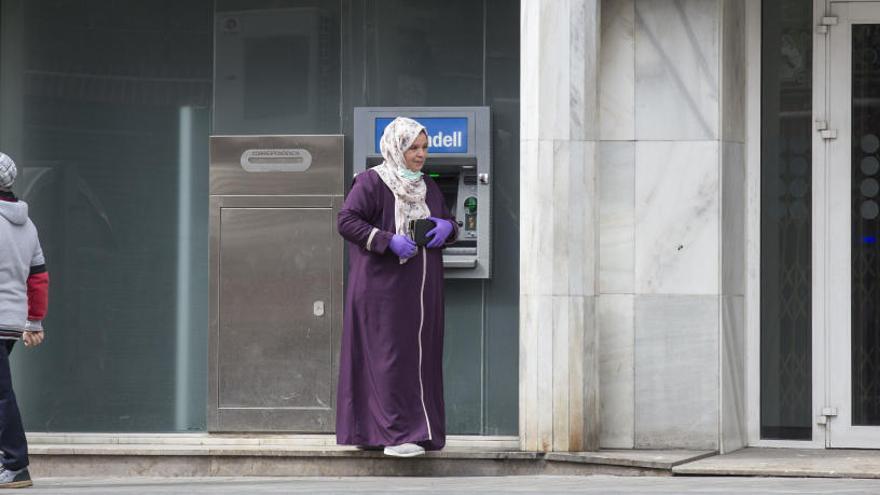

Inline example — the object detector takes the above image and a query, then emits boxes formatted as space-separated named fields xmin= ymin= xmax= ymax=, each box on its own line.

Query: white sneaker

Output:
xmin=383 ymin=443 xmax=425 ymax=458
xmin=0 ymin=466 xmax=32 ymax=488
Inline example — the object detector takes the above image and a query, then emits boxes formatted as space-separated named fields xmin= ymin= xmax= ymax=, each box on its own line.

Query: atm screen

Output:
xmin=429 ymin=172 xmax=459 ymax=216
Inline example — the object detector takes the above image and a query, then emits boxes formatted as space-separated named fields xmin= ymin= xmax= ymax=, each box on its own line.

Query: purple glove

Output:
xmin=425 ymin=217 xmax=454 ymax=248
xmin=389 ymin=234 xmax=417 ymax=258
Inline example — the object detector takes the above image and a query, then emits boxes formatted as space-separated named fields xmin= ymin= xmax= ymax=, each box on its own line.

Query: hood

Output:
xmin=0 ymin=199 xmax=28 ymax=225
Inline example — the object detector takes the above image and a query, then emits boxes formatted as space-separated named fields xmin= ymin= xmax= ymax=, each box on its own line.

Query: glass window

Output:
xmin=0 ymin=0 xmax=519 ymax=435
xmin=481 ymin=0 xmax=520 ymax=436
xmin=364 ymin=1 xmax=484 ymax=107
xmin=760 ymin=0 xmax=813 ymax=440
xmin=0 ymin=0 xmax=212 ymax=431
xmin=851 ymin=24 xmax=880 ymax=426
xmin=213 ymin=0 xmax=341 ymax=135
xmin=343 ymin=0 xmax=520 ymax=435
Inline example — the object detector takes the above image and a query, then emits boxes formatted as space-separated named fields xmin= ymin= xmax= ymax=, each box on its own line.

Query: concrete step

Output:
xmin=23 ymin=435 xmax=715 ymax=478
xmin=25 ymin=443 xmax=713 ymax=478
xmin=546 ymin=450 xmax=716 ymax=471
xmin=30 ymin=448 xmax=541 ymax=478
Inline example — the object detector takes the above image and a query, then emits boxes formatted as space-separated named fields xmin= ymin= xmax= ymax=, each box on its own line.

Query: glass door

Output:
xmin=827 ymin=0 xmax=880 ymax=448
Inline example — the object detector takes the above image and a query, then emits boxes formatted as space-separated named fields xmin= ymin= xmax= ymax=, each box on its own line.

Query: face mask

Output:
xmin=398 ymin=165 xmax=423 ymax=181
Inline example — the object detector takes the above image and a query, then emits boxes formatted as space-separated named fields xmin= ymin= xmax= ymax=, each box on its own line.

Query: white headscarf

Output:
xmin=373 ymin=117 xmax=431 ymax=249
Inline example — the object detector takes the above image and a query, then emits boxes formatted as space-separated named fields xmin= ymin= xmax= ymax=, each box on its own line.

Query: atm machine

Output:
xmin=353 ymin=107 xmax=492 ymax=278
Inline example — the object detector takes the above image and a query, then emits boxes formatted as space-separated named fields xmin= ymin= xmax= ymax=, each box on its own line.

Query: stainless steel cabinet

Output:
xmin=209 ymin=136 xmax=343 ymax=432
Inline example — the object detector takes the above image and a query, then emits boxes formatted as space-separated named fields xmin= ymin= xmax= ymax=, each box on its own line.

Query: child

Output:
xmin=0 ymin=152 xmax=48 ymax=489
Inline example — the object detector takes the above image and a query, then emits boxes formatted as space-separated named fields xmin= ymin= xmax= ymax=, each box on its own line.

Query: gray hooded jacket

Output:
xmin=0 ymin=199 xmax=44 ymax=334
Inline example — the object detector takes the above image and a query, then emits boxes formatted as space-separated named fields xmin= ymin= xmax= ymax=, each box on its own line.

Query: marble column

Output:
xmin=719 ymin=0 xmax=747 ymax=454
xmin=595 ymin=0 xmax=747 ymax=452
xmin=520 ymin=0 xmax=601 ymax=452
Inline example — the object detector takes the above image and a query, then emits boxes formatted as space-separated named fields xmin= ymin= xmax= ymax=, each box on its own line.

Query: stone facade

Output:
xmin=520 ymin=0 xmax=747 ymax=452
xmin=519 ymin=0 xmax=601 ymax=452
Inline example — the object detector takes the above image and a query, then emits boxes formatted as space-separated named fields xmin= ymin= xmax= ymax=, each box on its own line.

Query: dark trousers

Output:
xmin=0 ymin=341 xmax=27 ymax=470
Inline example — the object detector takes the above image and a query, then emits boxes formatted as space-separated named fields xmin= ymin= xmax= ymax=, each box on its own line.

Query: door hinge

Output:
xmin=817 ymin=406 xmax=839 ymax=425
xmin=817 ymin=16 xmax=838 ymax=34
xmin=816 ymin=120 xmax=838 ymax=140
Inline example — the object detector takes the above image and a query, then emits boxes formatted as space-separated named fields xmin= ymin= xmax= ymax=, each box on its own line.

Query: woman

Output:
xmin=336 ymin=117 xmax=457 ymax=457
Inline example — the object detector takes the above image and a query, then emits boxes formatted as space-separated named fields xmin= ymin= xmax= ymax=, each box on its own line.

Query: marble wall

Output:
xmin=596 ymin=0 xmax=748 ymax=451
xmin=520 ymin=0 xmax=601 ymax=452
xmin=519 ymin=0 xmax=747 ymax=452
xmin=719 ymin=0 xmax=747 ymax=453
xmin=634 ymin=295 xmax=719 ymax=449
xmin=634 ymin=0 xmax=720 ymax=141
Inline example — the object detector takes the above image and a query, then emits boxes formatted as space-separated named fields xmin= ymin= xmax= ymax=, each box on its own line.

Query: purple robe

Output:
xmin=336 ymin=169 xmax=456 ymax=450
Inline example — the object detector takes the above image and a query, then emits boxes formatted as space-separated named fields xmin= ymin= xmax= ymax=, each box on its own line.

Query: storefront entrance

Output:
xmin=823 ymin=0 xmax=880 ymax=448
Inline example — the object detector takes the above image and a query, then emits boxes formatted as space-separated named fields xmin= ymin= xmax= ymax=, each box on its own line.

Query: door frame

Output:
xmin=745 ymin=0 xmax=828 ymax=449
xmin=823 ymin=0 xmax=880 ymax=448
xmin=747 ymin=0 xmax=880 ymax=448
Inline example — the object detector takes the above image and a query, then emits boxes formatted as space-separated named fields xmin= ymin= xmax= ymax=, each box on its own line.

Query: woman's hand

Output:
xmin=425 ymin=217 xmax=454 ymax=248
xmin=390 ymin=234 xmax=417 ymax=259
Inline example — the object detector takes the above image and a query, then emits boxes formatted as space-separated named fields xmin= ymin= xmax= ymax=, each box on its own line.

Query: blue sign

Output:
xmin=375 ymin=117 xmax=468 ymax=154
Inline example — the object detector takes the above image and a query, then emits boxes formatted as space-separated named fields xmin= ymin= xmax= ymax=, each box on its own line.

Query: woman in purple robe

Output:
xmin=336 ymin=117 xmax=458 ymax=457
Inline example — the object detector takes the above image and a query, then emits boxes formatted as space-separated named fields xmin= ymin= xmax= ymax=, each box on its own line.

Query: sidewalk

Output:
xmin=5 ymin=475 xmax=880 ymax=494
xmin=674 ymin=447 xmax=880 ymax=479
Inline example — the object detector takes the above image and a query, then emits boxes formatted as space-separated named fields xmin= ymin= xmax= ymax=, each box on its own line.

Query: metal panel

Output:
xmin=210 ymin=135 xmax=343 ymax=196
xmin=208 ymin=134 xmax=343 ymax=432
xmin=215 ymin=207 xmax=337 ymax=431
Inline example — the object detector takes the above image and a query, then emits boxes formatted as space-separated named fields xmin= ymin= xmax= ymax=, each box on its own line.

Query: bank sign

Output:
xmin=374 ymin=117 xmax=468 ymax=154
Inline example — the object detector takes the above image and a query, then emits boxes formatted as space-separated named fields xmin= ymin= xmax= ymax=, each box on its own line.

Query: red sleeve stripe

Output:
xmin=27 ymin=271 xmax=49 ymax=322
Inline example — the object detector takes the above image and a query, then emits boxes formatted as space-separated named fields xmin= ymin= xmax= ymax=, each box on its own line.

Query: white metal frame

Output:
xmin=745 ymin=0 xmax=829 ymax=449
xmin=824 ymin=0 xmax=880 ymax=448
xmin=747 ymin=0 xmax=880 ymax=449
xmin=812 ymin=0 xmax=832 ymax=450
